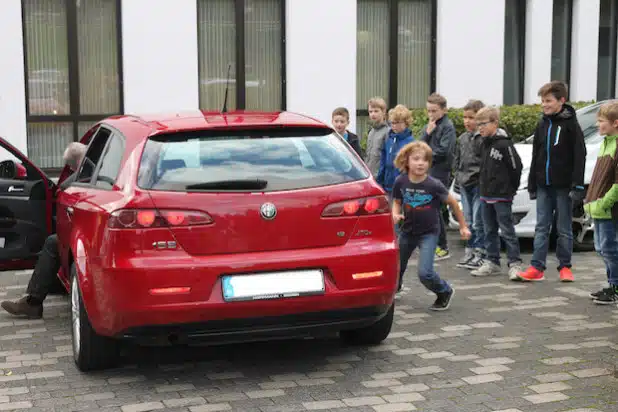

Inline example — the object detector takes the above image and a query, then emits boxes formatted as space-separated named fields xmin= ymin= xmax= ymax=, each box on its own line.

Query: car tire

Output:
xmin=339 ymin=303 xmax=394 ymax=345
xmin=70 ymin=264 xmax=119 ymax=371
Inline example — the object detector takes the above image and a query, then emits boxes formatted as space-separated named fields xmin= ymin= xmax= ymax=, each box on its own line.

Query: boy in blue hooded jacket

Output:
xmin=377 ymin=104 xmax=415 ymax=195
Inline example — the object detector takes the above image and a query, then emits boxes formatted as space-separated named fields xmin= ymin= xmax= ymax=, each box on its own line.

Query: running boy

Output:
xmin=454 ymin=99 xmax=486 ymax=270
xmin=365 ymin=97 xmax=390 ymax=177
xmin=392 ymin=141 xmax=470 ymax=311
xmin=377 ymin=104 xmax=414 ymax=196
xmin=470 ymin=107 xmax=524 ymax=280
xmin=584 ymin=101 xmax=618 ymax=304
xmin=332 ymin=107 xmax=363 ymax=157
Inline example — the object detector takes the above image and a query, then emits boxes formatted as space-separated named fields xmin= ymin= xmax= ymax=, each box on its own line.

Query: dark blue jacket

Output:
xmin=377 ymin=128 xmax=414 ymax=193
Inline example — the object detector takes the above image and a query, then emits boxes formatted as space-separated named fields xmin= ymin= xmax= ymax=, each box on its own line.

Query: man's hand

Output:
xmin=426 ymin=121 xmax=437 ymax=135
xmin=529 ymin=191 xmax=537 ymax=200
xmin=460 ymin=226 xmax=471 ymax=240
xmin=569 ymin=187 xmax=585 ymax=204
xmin=392 ymin=213 xmax=404 ymax=225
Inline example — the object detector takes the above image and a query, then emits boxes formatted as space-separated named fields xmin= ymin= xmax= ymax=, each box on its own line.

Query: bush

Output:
xmin=360 ymin=101 xmax=594 ymax=150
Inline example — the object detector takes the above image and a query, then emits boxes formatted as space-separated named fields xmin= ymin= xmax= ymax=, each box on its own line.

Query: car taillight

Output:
xmin=107 ymin=209 xmax=213 ymax=229
xmin=321 ymin=196 xmax=390 ymax=217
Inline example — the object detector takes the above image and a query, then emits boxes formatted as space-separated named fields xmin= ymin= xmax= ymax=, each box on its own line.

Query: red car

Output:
xmin=0 ymin=111 xmax=398 ymax=371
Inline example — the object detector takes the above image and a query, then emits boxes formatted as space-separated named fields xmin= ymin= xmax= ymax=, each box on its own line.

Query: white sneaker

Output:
xmin=508 ymin=263 xmax=523 ymax=281
xmin=470 ymin=261 xmax=501 ymax=277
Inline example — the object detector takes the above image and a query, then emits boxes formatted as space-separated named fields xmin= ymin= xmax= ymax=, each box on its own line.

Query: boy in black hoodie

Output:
xmin=332 ymin=107 xmax=363 ymax=157
xmin=470 ymin=107 xmax=523 ymax=280
xmin=517 ymin=81 xmax=586 ymax=283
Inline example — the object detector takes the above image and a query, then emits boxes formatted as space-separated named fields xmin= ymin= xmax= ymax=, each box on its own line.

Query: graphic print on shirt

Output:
xmin=489 ymin=148 xmax=503 ymax=161
xmin=403 ymin=189 xmax=433 ymax=210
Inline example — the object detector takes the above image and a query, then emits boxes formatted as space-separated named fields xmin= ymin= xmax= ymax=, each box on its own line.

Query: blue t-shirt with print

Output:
xmin=392 ymin=174 xmax=449 ymax=236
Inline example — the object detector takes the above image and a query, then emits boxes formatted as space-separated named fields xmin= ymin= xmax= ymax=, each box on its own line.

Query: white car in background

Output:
xmin=449 ymin=101 xmax=612 ymax=252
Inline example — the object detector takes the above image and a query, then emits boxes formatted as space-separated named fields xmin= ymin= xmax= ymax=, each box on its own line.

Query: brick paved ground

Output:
xmin=0 ymin=235 xmax=616 ymax=412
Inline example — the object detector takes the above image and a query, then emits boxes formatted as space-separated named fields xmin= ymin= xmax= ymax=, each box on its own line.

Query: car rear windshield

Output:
xmin=137 ymin=127 xmax=369 ymax=192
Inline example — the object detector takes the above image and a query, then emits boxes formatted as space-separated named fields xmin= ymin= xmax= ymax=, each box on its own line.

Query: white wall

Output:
xmin=570 ymin=0 xmax=601 ymax=101
xmin=121 ymin=0 xmax=199 ymax=114
xmin=285 ymin=0 xmax=357 ymax=130
xmin=0 ymin=0 xmax=27 ymax=154
xmin=524 ymin=0 xmax=553 ymax=104
xmin=435 ymin=0 xmax=505 ymax=108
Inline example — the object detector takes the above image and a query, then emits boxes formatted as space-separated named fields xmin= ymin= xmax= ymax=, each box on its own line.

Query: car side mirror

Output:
xmin=0 ymin=160 xmax=27 ymax=180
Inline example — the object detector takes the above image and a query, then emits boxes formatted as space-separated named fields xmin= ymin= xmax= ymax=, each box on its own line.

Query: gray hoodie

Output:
xmin=364 ymin=122 xmax=389 ymax=177
xmin=455 ymin=128 xmax=507 ymax=188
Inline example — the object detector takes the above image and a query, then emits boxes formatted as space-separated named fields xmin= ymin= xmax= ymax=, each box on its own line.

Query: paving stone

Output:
xmin=302 ymin=400 xmax=346 ymax=410
xmin=372 ymin=403 xmax=416 ymax=412
xmin=523 ymin=392 xmax=570 ymax=404
xmin=341 ymin=396 xmax=385 ymax=407
xmin=528 ymin=382 xmax=572 ymax=393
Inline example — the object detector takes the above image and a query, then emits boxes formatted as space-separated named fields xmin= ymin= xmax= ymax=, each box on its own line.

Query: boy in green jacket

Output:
xmin=584 ymin=101 xmax=618 ymax=304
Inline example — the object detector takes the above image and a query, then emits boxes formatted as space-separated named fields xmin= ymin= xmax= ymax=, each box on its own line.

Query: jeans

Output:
xmin=434 ymin=174 xmax=451 ymax=250
xmin=398 ymin=232 xmax=451 ymax=294
xmin=593 ymin=219 xmax=618 ymax=286
xmin=460 ymin=185 xmax=484 ymax=250
xmin=482 ymin=201 xmax=521 ymax=266
xmin=26 ymin=234 xmax=61 ymax=302
xmin=531 ymin=186 xmax=573 ymax=270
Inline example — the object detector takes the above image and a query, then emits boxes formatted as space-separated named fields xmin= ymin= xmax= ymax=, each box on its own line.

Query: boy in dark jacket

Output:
xmin=454 ymin=99 xmax=486 ymax=270
xmin=377 ymin=104 xmax=414 ymax=195
xmin=422 ymin=93 xmax=457 ymax=261
xmin=470 ymin=107 xmax=524 ymax=280
xmin=518 ymin=81 xmax=586 ymax=282
xmin=332 ymin=107 xmax=363 ymax=157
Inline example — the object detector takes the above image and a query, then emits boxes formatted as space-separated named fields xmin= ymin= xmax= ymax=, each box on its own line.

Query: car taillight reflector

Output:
xmin=149 ymin=287 xmax=191 ymax=295
xmin=321 ymin=196 xmax=390 ymax=217
xmin=108 ymin=209 xmax=213 ymax=229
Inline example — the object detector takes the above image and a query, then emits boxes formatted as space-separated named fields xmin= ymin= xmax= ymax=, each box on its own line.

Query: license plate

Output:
xmin=222 ymin=270 xmax=325 ymax=302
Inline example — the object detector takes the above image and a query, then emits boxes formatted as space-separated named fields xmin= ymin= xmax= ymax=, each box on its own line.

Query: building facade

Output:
xmin=0 ymin=0 xmax=616 ymax=171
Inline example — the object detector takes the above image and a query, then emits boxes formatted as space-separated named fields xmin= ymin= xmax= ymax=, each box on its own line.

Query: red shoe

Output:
xmin=518 ymin=266 xmax=545 ymax=282
xmin=559 ymin=267 xmax=574 ymax=282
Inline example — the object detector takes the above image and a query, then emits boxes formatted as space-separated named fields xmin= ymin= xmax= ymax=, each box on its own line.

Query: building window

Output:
xmin=197 ymin=0 xmax=286 ymax=112
xmin=551 ymin=0 xmax=573 ymax=85
xmin=597 ymin=0 xmax=618 ymax=100
xmin=356 ymin=0 xmax=436 ymax=137
xmin=503 ymin=0 xmax=526 ymax=105
xmin=22 ymin=0 xmax=123 ymax=171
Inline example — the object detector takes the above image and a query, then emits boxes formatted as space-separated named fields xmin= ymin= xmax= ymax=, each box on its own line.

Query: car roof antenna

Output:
xmin=221 ymin=63 xmax=232 ymax=114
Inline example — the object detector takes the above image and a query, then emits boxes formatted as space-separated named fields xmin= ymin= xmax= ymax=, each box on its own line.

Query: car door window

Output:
xmin=92 ymin=134 xmax=124 ymax=189
xmin=76 ymin=127 xmax=112 ymax=184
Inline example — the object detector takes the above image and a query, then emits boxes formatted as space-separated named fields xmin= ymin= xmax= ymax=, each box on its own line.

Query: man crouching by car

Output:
xmin=1 ymin=142 xmax=86 ymax=318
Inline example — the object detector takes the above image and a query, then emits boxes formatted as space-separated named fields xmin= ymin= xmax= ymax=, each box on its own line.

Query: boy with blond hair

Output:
xmin=392 ymin=141 xmax=470 ymax=310
xmin=470 ymin=107 xmax=524 ymax=279
xmin=365 ymin=97 xmax=389 ymax=177
xmin=584 ymin=101 xmax=618 ymax=304
xmin=377 ymin=104 xmax=414 ymax=195
xmin=422 ymin=93 xmax=457 ymax=261
xmin=332 ymin=107 xmax=362 ymax=156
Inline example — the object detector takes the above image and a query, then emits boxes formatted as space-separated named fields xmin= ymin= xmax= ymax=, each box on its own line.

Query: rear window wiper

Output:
xmin=185 ymin=179 xmax=268 ymax=190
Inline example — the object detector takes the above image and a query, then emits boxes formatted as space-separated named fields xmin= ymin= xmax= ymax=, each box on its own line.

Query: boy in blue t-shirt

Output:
xmin=392 ymin=141 xmax=471 ymax=311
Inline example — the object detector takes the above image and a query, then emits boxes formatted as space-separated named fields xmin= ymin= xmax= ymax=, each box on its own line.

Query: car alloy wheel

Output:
xmin=71 ymin=275 xmax=81 ymax=357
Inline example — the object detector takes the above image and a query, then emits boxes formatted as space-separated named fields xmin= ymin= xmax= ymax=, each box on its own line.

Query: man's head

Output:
xmin=332 ymin=107 xmax=350 ymax=135
xmin=63 ymin=142 xmax=87 ymax=171
xmin=426 ymin=93 xmax=447 ymax=122
xmin=538 ymin=81 xmax=568 ymax=116
xmin=476 ymin=107 xmax=500 ymax=138
xmin=462 ymin=99 xmax=485 ymax=132
xmin=597 ymin=101 xmax=618 ymax=137
xmin=388 ymin=104 xmax=412 ymax=134
xmin=368 ymin=97 xmax=387 ymax=124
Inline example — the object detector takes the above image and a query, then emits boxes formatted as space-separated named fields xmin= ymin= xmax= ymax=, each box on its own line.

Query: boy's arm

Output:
xmin=502 ymin=142 xmax=523 ymax=192
xmin=598 ymin=157 xmax=618 ymax=210
xmin=376 ymin=139 xmax=386 ymax=186
xmin=528 ymin=126 xmax=540 ymax=197
xmin=571 ymin=122 xmax=587 ymax=191
xmin=453 ymin=137 xmax=461 ymax=178
xmin=432 ymin=124 xmax=456 ymax=163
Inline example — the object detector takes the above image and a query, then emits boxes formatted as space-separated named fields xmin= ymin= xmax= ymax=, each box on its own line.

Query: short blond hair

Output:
xmin=598 ymin=101 xmax=618 ymax=123
xmin=368 ymin=97 xmax=387 ymax=113
xmin=427 ymin=93 xmax=447 ymax=109
xmin=394 ymin=141 xmax=433 ymax=173
xmin=476 ymin=106 xmax=500 ymax=123
xmin=388 ymin=104 xmax=412 ymax=127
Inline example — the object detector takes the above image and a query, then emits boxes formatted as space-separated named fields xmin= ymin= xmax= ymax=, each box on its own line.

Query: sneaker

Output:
xmin=435 ymin=247 xmax=451 ymax=261
xmin=1 ymin=296 xmax=43 ymax=319
xmin=508 ymin=263 xmax=523 ymax=281
xmin=465 ymin=254 xmax=484 ymax=270
xmin=430 ymin=288 xmax=455 ymax=311
xmin=470 ymin=261 xmax=501 ymax=277
xmin=517 ymin=266 xmax=545 ymax=282
xmin=590 ymin=287 xmax=612 ymax=299
xmin=592 ymin=286 xmax=618 ymax=305
xmin=559 ymin=267 xmax=574 ymax=282
xmin=456 ymin=248 xmax=474 ymax=268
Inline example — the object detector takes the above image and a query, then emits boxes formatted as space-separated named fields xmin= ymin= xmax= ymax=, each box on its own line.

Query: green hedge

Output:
xmin=360 ymin=101 xmax=594 ymax=149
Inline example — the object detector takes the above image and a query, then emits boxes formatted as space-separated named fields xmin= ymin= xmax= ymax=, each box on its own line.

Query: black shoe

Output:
xmin=592 ymin=286 xmax=618 ymax=305
xmin=430 ymin=288 xmax=455 ymax=311
xmin=590 ymin=287 xmax=612 ymax=300
xmin=1 ymin=296 xmax=43 ymax=319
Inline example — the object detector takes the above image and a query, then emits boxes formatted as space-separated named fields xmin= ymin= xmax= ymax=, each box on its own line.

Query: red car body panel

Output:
xmin=2 ymin=111 xmax=398 ymax=341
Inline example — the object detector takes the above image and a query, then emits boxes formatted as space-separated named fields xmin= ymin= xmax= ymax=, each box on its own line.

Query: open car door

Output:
xmin=0 ymin=137 xmax=56 ymax=271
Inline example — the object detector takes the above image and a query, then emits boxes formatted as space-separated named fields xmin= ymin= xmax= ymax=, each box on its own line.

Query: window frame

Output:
xmin=550 ymin=0 xmax=573 ymax=87
xmin=196 ymin=0 xmax=287 ymax=111
xmin=21 ymin=0 xmax=125 ymax=175
xmin=597 ymin=0 xmax=618 ymax=100
xmin=91 ymin=130 xmax=126 ymax=189
xmin=503 ymin=0 xmax=527 ymax=105
xmin=356 ymin=0 xmax=437 ymax=120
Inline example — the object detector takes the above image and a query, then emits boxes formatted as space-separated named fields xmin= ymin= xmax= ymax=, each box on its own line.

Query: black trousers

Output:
xmin=26 ymin=234 xmax=61 ymax=302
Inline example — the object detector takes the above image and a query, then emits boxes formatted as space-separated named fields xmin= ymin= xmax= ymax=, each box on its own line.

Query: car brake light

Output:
xmin=321 ymin=196 xmax=390 ymax=217
xmin=108 ymin=209 xmax=213 ymax=229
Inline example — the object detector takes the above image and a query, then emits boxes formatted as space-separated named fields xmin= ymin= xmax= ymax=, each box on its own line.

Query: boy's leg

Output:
xmin=482 ymin=202 xmax=500 ymax=265
xmin=494 ymin=202 xmax=523 ymax=279
xmin=457 ymin=186 xmax=475 ymax=267
xmin=435 ymin=174 xmax=450 ymax=260
xmin=530 ymin=187 xmax=554 ymax=271
xmin=417 ymin=233 xmax=454 ymax=310
xmin=397 ymin=233 xmax=417 ymax=292
xmin=471 ymin=185 xmax=485 ymax=252
xmin=592 ymin=220 xmax=618 ymax=304
xmin=590 ymin=220 xmax=614 ymax=298
xmin=554 ymin=188 xmax=574 ymax=276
